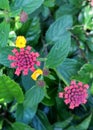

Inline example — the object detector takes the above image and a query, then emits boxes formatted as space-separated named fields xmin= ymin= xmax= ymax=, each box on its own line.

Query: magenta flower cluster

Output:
xmin=8 ymin=46 xmax=40 ymax=76
xmin=59 ymin=80 xmax=89 ymax=109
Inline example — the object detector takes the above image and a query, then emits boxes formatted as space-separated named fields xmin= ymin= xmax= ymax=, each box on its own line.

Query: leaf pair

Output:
xmin=45 ymin=15 xmax=73 ymax=68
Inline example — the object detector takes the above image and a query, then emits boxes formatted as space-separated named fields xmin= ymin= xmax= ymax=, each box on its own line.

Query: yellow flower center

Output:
xmin=15 ymin=36 xmax=26 ymax=48
xmin=31 ymin=69 xmax=43 ymax=81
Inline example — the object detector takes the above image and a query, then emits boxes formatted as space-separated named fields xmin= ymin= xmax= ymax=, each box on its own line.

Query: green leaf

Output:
xmin=0 ymin=120 xmax=3 ymax=130
xmin=10 ymin=8 xmax=21 ymax=17
xmin=46 ymin=15 xmax=73 ymax=44
xmin=0 ymin=75 xmax=24 ymax=103
xmin=87 ymin=37 xmax=93 ymax=52
xmin=37 ymin=110 xmax=52 ymax=130
xmin=55 ymin=4 xmax=77 ymax=19
xmin=26 ymin=17 xmax=41 ymax=46
xmin=32 ymin=110 xmax=52 ymax=130
xmin=16 ymin=86 xmax=45 ymax=123
xmin=24 ymin=86 xmax=45 ymax=108
xmin=66 ymin=115 xmax=92 ymax=130
xmin=42 ymin=84 xmax=57 ymax=106
xmin=56 ymin=97 xmax=72 ymax=120
xmin=11 ymin=122 xmax=34 ymax=130
xmin=21 ymin=71 xmax=35 ymax=91
xmin=45 ymin=15 xmax=73 ymax=68
xmin=75 ymin=114 xmax=92 ymax=130
xmin=0 ymin=47 xmax=14 ymax=67
xmin=73 ymin=63 xmax=93 ymax=83
xmin=48 ymin=74 xmax=56 ymax=80
xmin=44 ymin=0 xmax=55 ymax=7
xmin=41 ymin=6 xmax=50 ymax=20
xmin=55 ymin=0 xmax=65 ymax=6
xmin=66 ymin=126 xmax=76 ymax=130
xmin=11 ymin=0 xmax=44 ymax=14
xmin=45 ymin=33 xmax=71 ymax=68
xmin=90 ymin=83 xmax=93 ymax=95
xmin=0 ymin=0 xmax=9 ymax=10
xmin=0 ymin=21 xmax=10 ymax=47
xmin=53 ymin=117 xmax=73 ymax=129
xmin=69 ymin=0 xmax=83 ymax=7
xmin=55 ymin=58 xmax=81 ymax=85
xmin=78 ymin=6 xmax=93 ymax=30
xmin=16 ymin=104 xmax=37 ymax=123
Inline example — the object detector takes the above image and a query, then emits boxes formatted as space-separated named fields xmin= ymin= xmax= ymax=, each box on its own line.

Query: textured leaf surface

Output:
xmin=66 ymin=114 xmax=92 ymax=130
xmin=0 ymin=47 xmax=14 ymax=67
xmin=55 ymin=59 xmax=81 ymax=84
xmin=12 ymin=0 xmax=44 ymax=14
xmin=21 ymin=71 xmax=35 ymax=91
xmin=53 ymin=117 xmax=73 ymax=129
xmin=75 ymin=114 xmax=92 ymax=130
xmin=73 ymin=63 xmax=93 ymax=83
xmin=0 ymin=22 xmax=10 ymax=47
xmin=24 ymin=86 xmax=45 ymax=108
xmin=16 ymin=104 xmax=37 ymax=123
xmin=16 ymin=86 xmax=45 ymax=123
xmin=12 ymin=122 xmax=34 ymax=130
xmin=26 ymin=17 xmax=41 ymax=46
xmin=32 ymin=110 xmax=52 ymax=130
xmin=55 ymin=4 xmax=77 ymax=19
xmin=69 ymin=0 xmax=83 ymax=7
xmin=45 ymin=33 xmax=71 ymax=68
xmin=0 ymin=0 xmax=9 ymax=10
xmin=44 ymin=0 xmax=55 ymax=7
xmin=0 ymin=75 xmax=24 ymax=103
xmin=46 ymin=15 xmax=73 ymax=44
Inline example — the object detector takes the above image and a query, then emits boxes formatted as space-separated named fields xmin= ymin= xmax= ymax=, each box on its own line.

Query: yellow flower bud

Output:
xmin=31 ymin=69 xmax=43 ymax=81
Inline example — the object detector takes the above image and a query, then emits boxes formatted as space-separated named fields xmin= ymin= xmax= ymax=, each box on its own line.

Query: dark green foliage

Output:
xmin=0 ymin=0 xmax=93 ymax=129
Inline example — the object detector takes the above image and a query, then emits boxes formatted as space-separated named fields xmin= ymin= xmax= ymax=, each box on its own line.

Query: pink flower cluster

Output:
xmin=59 ymin=81 xmax=89 ymax=109
xmin=8 ymin=46 xmax=40 ymax=76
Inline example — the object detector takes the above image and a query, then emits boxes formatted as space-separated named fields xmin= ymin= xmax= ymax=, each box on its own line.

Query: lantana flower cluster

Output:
xmin=59 ymin=80 xmax=89 ymax=109
xmin=8 ymin=36 xmax=41 ymax=76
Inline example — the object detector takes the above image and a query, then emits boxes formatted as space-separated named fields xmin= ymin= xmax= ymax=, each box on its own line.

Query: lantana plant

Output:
xmin=0 ymin=0 xmax=93 ymax=130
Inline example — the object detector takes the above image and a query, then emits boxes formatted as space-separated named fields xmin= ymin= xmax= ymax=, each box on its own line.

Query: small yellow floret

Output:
xmin=15 ymin=36 xmax=26 ymax=48
xmin=31 ymin=69 xmax=43 ymax=81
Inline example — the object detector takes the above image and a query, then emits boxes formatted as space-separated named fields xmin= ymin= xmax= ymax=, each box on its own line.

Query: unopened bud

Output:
xmin=43 ymin=68 xmax=49 ymax=76
xmin=37 ymin=80 xmax=45 ymax=87
xmin=20 ymin=11 xmax=28 ymax=23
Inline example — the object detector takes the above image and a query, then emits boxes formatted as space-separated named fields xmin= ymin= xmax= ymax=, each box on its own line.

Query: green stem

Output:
xmin=4 ymin=118 xmax=12 ymax=126
xmin=68 ymin=25 xmax=84 ymax=31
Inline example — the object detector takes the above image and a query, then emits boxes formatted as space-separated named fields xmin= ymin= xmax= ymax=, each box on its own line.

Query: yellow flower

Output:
xmin=15 ymin=36 xmax=26 ymax=48
xmin=31 ymin=69 xmax=43 ymax=81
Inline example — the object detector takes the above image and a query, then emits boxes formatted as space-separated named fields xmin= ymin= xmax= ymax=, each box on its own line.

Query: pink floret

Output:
xmin=58 ymin=92 xmax=63 ymax=98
